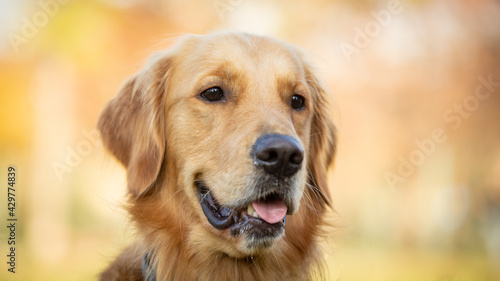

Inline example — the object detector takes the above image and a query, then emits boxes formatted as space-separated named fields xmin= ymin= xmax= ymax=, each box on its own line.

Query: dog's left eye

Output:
xmin=291 ymin=94 xmax=305 ymax=111
xmin=200 ymin=87 xmax=224 ymax=102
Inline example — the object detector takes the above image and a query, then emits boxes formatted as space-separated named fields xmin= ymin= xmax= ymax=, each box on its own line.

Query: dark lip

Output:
xmin=197 ymin=182 xmax=235 ymax=230
xmin=196 ymin=181 xmax=286 ymax=237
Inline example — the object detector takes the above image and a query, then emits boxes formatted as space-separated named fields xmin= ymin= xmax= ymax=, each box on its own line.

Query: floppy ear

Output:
xmin=305 ymin=66 xmax=337 ymax=210
xmin=98 ymin=56 xmax=171 ymax=197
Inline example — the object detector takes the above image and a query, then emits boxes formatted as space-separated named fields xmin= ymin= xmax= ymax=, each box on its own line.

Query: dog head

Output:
xmin=98 ymin=32 xmax=336 ymax=258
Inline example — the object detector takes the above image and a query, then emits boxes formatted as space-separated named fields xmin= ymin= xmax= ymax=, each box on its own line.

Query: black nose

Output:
xmin=252 ymin=134 xmax=304 ymax=178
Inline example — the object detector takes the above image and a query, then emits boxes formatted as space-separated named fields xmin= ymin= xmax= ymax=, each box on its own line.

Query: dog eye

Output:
xmin=200 ymin=87 xmax=224 ymax=102
xmin=291 ymin=94 xmax=305 ymax=110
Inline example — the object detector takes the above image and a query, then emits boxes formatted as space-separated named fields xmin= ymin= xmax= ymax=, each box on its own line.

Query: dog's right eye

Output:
xmin=200 ymin=87 xmax=224 ymax=102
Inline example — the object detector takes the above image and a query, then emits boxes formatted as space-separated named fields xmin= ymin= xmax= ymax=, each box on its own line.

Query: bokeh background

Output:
xmin=1 ymin=0 xmax=499 ymax=280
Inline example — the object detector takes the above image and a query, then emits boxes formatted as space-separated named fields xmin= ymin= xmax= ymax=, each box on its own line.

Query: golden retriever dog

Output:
xmin=98 ymin=31 xmax=336 ymax=281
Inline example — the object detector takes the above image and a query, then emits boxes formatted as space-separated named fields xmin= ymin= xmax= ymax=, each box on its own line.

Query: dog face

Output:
xmin=99 ymin=32 xmax=336 ymax=258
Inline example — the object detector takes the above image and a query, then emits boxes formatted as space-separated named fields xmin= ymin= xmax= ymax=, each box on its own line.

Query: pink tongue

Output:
xmin=252 ymin=200 xmax=287 ymax=224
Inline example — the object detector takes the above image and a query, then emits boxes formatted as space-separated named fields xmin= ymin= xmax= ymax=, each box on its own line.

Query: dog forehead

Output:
xmin=161 ymin=32 xmax=311 ymax=109
xmin=178 ymin=33 xmax=304 ymax=77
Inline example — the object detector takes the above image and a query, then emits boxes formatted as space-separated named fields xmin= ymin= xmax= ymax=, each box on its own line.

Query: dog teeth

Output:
xmin=247 ymin=204 xmax=259 ymax=218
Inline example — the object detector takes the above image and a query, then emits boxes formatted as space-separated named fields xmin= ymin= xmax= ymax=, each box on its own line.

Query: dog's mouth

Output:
xmin=196 ymin=181 xmax=287 ymax=239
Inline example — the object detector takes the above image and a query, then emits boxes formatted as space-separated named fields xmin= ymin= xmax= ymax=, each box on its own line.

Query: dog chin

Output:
xmin=230 ymin=231 xmax=285 ymax=257
xmin=244 ymin=230 xmax=285 ymax=250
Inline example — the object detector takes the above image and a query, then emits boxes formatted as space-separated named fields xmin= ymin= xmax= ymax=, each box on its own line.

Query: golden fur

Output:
xmin=98 ymin=32 xmax=336 ymax=281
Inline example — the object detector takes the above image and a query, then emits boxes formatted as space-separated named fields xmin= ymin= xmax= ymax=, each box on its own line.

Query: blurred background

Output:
xmin=1 ymin=0 xmax=499 ymax=280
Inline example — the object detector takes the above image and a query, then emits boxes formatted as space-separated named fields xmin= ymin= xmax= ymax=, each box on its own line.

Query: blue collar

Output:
xmin=142 ymin=252 xmax=156 ymax=281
